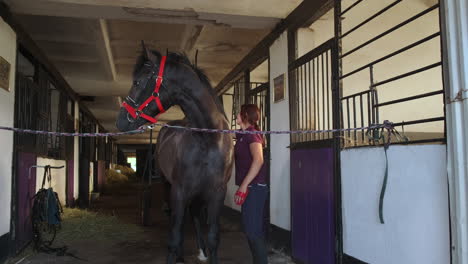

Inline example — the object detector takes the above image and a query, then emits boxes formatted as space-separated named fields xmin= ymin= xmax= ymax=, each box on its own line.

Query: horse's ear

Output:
xmin=141 ymin=40 xmax=157 ymax=63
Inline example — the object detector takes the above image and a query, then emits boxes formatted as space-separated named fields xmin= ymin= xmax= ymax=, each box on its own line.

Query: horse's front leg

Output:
xmin=167 ymin=186 xmax=186 ymax=264
xmin=206 ymin=190 xmax=226 ymax=264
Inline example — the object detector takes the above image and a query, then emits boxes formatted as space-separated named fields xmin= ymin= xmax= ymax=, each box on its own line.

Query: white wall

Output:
xmin=341 ymin=145 xmax=450 ymax=264
xmin=73 ymin=102 xmax=79 ymax=199
xmin=269 ymin=31 xmax=291 ymax=230
xmin=36 ymin=158 xmax=67 ymax=204
xmin=0 ymin=17 xmax=16 ymax=236
xmin=297 ymin=9 xmax=334 ymax=58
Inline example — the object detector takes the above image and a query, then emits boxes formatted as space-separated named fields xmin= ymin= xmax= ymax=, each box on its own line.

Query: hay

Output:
xmin=105 ymin=169 xmax=128 ymax=185
xmin=6 ymin=208 xmax=145 ymax=264
xmin=115 ymin=165 xmax=136 ymax=180
xmin=55 ymin=208 xmax=144 ymax=243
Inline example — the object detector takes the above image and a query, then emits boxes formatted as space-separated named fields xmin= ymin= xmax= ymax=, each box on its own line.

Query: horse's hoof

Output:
xmin=197 ymin=249 xmax=208 ymax=262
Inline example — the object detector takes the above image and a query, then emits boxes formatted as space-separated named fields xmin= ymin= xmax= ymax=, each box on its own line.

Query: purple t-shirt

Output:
xmin=234 ymin=126 xmax=267 ymax=186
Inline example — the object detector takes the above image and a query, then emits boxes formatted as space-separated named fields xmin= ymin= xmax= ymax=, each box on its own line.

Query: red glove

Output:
xmin=235 ymin=189 xmax=249 ymax=205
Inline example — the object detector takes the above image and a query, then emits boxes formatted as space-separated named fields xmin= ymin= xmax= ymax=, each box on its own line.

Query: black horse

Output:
xmin=116 ymin=43 xmax=233 ymax=264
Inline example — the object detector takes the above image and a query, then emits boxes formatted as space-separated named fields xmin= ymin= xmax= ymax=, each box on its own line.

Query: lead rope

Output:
xmin=367 ymin=121 xmax=408 ymax=224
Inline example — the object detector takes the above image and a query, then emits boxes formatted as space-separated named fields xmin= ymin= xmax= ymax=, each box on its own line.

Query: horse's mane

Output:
xmin=133 ymin=50 xmax=226 ymax=118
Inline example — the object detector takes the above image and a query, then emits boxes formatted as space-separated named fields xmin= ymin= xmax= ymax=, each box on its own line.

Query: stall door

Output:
xmin=291 ymin=147 xmax=335 ymax=264
xmin=15 ymin=152 xmax=37 ymax=252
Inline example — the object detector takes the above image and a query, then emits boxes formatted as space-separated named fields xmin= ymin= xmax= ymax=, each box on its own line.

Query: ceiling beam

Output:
xmin=96 ymin=19 xmax=117 ymax=81
xmin=180 ymin=25 xmax=204 ymax=54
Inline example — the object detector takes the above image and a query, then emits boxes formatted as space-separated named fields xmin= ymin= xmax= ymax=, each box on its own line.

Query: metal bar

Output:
xmin=300 ymin=64 xmax=305 ymax=142
xmin=322 ymin=53 xmax=326 ymax=139
xmin=360 ymin=94 xmax=364 ymax=142
xmin=341 ymin=0 xmax=365 ymax=16
xmin=393 ymin=117 xmax=445 ymax=127
xmin=341 ymin=90 xmax=371 ymax=100
xmin=391 ymin=138 xmax=446 ymax=145
xmin=353 ymin=96 xmax=357 ymax=144
xmin=249 ymin=83 xmax=268 ymax=95
xmin=30 ymin=165 xmax=64 ymax=169
xmin=316 ymin=57 xmax=321 ymax=140
xmin=306 ymin=62 xmax=310 ymax=142
xmin=372 ymin=62 xmax=442 ymax=88
xmin=341 ymin=100 xmax=345 ymax=143
xmin=289 ymin=39 xmax=334 ymax=70
xmin=332 ymin=3 xmax=344 ymax=262
xmin=375 ymin=90 xmax=444 ymax=107
xmin=341 ymin=32 xmax=441 ymax=79
xmin=295 ymin=68 xmax=300 ymax=143
xmin=367 ymin=92 xmax=371 ymax=143
xmin=345 ymin=138 xmax=446 ymax=149
xmin=326 ymin=51 xmax=331 ymax=138
xmin=374 ymin=90 xmax=380 ymax=123
xmin=313 ymin=58 xmax=317 ymax=140
xmin=341 ymin=0 xmax=402 ymax=39
xmin=342 ymin=4 xmax=440 ymax=58
xmin=369 ymin=66 xmax=376 ymax=124
xmin=346 ymin=98 xmax=350 ymax=139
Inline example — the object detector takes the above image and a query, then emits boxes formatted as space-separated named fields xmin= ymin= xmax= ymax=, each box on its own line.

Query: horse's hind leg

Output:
xmin=167 ymin=186 xmax=187 ymax=264
xmin=205 ymin=191 xmax=225 ymax=264
xmin=189 ymin=197 xmax=208 ymax=262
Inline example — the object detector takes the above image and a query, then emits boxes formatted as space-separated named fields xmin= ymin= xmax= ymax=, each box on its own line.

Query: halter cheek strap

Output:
xmin=122 ymin=55 xmax=167 ymax=124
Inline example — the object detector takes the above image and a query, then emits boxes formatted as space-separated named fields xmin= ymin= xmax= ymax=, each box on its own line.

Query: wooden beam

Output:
xmin=98 ymin=19 xmax=117 ymax=81
xmin=180 ymin=25 xmax=204 ymax=54
xmin=214 ymin=0 xmax=331 ymax=95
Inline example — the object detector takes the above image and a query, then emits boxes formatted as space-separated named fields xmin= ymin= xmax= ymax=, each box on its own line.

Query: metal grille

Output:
xmin=14 ymin=73 xmax=38 ymax=152
xmin=289 ymin=40 xmax=334 ymax=144
xmin=247 ymin=82 xmax=269 ymax=132
xmin=337 ymin=0 xmax=445 ymax=147
xmin=230 ymin=76 xmax=245 ymax=130
xmin=36 ymin=68 xmax=50 ymax=155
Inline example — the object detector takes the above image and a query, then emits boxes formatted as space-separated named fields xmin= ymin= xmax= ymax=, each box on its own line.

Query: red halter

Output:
xmin=122 ymin=56 xmax=167 ymax=124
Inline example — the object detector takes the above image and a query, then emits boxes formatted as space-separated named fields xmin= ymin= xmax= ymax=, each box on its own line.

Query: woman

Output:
xmin=234 ymin=104 xmax=268 ymax=264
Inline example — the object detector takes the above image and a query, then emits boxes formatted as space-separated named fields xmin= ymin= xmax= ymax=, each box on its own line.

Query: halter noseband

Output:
xmin=122 ymin=56 xmax=167 ymax=124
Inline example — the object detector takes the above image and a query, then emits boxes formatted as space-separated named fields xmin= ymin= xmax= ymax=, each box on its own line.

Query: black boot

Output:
xmin=248 ymin=237 xmax=268 ymax=264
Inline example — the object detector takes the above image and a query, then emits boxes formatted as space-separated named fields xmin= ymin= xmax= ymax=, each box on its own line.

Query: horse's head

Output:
xmin=116 ymin=42 xmax=175 ymax=132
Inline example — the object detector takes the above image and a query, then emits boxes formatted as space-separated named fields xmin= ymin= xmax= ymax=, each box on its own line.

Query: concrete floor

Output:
xmin=9 ymin=180 xmax=294 ymax=264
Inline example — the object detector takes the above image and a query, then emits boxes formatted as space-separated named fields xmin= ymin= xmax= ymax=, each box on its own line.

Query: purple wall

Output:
xmin=291 ymin=148 xmax=335 ymax=264
xmin=16 ymin=152 xmax=36 ymax=252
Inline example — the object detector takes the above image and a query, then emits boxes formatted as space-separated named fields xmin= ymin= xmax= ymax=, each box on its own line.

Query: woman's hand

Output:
xmin=235 ymin=184 xmax=249 ymax=205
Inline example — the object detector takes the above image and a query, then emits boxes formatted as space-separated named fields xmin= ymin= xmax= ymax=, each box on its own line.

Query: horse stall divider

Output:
xmin=335 ymin=0 xmax=447 ymax=263
xmin=288 ymin=39 xmax=336 ymax=264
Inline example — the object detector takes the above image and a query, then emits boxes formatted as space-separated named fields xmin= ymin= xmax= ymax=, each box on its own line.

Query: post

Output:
xmin=440 ymin=0 xmax=468 ymax=263
xmin=333 ymin=0 xmax=343 ymax=263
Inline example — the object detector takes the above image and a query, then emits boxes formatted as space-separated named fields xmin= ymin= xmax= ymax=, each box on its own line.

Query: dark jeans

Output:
xmin=241 ymin=184 xmax=268 ymax=239
xmin=241 ymin=184 xmax=268 ymax=264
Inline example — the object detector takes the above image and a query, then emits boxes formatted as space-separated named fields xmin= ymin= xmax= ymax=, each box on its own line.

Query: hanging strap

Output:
xmin=366 ymin=122 xmax=408 ymax=224
xmin=41 ymin=166 xmax=51 ymax=189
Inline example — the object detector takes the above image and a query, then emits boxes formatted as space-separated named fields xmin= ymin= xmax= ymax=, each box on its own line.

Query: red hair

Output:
xmin=240 ymin=104 xmax=265 ymax=145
